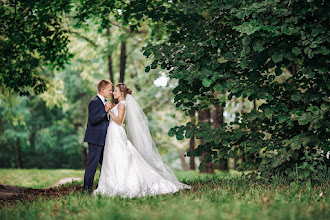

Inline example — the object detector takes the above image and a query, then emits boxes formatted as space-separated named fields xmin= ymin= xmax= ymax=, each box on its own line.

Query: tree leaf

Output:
xmin=298 ymin=117 xmax=310 ymax=125
xmin=176 ymin=134 xmax=184 ymax=140
xmin=145 ymin=66 xmax=151 ymax=72
xmin=264 ymin=109 xmax=273 ymax=119
xmin=292 ymin=47 xmax=302 ymax=56
xmin=307 ymin=106 xmax=319 ymax=115
xmin=271 ymin=53 xmax=283 ymax=63
xmin=168 ymin=130 xmax=176 ymax=137
xmin=185 ymin=131 xmax=192 ymax=139
xmin=202 ymin=79 xmax=212 ymax=87
xmin=278 ymin=115 xmax=286 ymax=123
xmin=214 ymin=84 xmax=223 ymax=91
xmin=320 ymin=103 xmax=329 ymax=111
xmin=319 ymin=46 xmax=329 ymax=55
xmin=291 ymin=92 xmax=301 ymax=101
xmin=242 ymin=36 xmax=250 ymax=45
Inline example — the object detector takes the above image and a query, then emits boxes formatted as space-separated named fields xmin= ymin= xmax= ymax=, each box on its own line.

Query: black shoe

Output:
xmin=81 ymin=187 xmax=92 ymax=195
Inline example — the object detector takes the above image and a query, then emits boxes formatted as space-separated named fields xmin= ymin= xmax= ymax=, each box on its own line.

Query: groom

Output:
xmin=83 ymin=79 xmax=113 ymax=192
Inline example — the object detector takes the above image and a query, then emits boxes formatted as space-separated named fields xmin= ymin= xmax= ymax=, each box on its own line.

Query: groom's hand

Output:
xmin=105 ymin=102 xmax=112 ymax=112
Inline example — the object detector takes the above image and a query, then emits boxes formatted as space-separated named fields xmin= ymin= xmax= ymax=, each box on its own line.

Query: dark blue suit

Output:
xmin=83 ymin=95 xmax=109 ymax=190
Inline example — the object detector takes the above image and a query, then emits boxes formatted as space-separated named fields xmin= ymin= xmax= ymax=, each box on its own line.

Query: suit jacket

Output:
xmin=84 ymin=96 xmax=109 ymax=146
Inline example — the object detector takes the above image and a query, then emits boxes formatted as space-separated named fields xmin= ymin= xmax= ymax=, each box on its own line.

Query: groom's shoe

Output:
xmin=81 ymin=187 xmax=92 ymax=195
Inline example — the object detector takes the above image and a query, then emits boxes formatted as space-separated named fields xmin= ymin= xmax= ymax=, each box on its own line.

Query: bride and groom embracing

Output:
xmin=82 ymin=79 xmax=191 ymax=198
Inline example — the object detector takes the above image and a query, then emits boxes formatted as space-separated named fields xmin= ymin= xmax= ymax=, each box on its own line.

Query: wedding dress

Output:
xmin=93 ymin=94 xmax=191 ymax=198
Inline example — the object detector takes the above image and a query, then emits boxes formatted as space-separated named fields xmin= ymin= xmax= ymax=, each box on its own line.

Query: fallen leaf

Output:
xmin=319 ymin=192 xmax=323 ymax=198
xmin=263 ymin=196 xmax=268 ymax=203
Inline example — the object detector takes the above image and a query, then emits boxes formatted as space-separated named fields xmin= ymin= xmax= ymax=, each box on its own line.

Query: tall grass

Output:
xmin=0 ymin=169 xmax=329 ymax=219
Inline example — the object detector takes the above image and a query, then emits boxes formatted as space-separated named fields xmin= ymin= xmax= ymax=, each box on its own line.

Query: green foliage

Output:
xmin=0 ymin=170 xmax=329 ymax=220
xmin=0 ymin=88 xmax=84 ymax=169
xmin=137 ymin=0 xmax=330 ymax=180
xmin=0 ymin=4 xmax=187 ymax=169
xmin=0 ymin=0 xmax=72 ymax=94
xmin=1 ymin=0 xmax=329 ymax=180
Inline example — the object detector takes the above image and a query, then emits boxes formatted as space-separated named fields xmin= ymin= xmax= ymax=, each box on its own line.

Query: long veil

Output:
xmin=125 ymin=94 xmax=191 ymax=189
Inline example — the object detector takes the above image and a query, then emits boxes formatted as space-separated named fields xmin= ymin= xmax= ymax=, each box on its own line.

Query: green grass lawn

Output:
xmin=0 ymin=168 xmax=92 ymax=188
xmin=0 ymin=169 xmax=329 ymax=220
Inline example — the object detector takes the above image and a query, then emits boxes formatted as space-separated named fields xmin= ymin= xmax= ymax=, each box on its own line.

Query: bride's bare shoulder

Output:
xmin=119 ymin=100 xmax=127 ymax=106
xmin=117 ymin=102 xmax=126 ymax=110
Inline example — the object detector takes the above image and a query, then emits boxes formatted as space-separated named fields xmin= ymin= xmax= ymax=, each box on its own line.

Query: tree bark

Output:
xmin=106 ymin=26 xmax=114 ymax=84
xmin=241 ymin=98 xmax=248 ymax=164
xmin=233 ymin=157 xmax=237 ymax=170
xmin=213 ymin=105 xmax=224 ymax=128
xmin=198 ymin=109 xmax=213 ymax=173
xmin=29 ymin=132 xmax=36 ymax=149
xmin=289 ymin=63 xmax=297 ymax=75
xmin=119 ymin=41 xmax=126 ymax=83
xmin=189 ymin=112 xmax=196 ymax=170
xmin=179 ymin=150 xmax=189 ymax=171
xmin=213 ymin=105 xmax=228 ymax=171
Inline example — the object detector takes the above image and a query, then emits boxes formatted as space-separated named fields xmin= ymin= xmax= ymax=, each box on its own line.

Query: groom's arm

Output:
xmin=88 ymin=100 xmax=109 ymax=126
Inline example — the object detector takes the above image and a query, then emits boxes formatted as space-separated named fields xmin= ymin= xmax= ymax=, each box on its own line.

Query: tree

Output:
xmin=139 ymin=0 xmax=329 ymax=180
xmin=0 ymin=0 xmax=72 ymax=94
xmin=189 ymin=112 xmax=196 ymax=170
xmin=0 ymin=1 xmax=188 ymax=170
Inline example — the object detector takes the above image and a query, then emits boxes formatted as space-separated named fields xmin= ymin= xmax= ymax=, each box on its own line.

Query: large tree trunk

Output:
xmin=233 ymin=157 xmax=238 ymax=170
xmin=289 ymin=63 xmax=296 ymax=75
xmin=179 ymin=150 xmax=189 ymax=171
xmin=241 ymin=98 xmax=248 ymax=164
xmin=213 ymin=105 xmax=224 ymax=128
xmin=82 ymin=147 xmax=88 ymax=168
xmin=213 ymin=105 xmax=228 ymax=171
xmin=29 ymin=132 xmax=36 ymax=148
xmin=106 ymin=26 xmax=114 ymax=84
xmin=189 ymin=112 xmax=196 ymax=170
xmin=198 ymin=109 xmax=213 ymax=173
xmin=119 ymin=41 xmax=126 ymax=83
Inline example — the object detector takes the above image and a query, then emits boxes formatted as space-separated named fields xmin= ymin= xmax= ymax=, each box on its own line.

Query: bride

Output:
xmin=93 ymin=83 xmax=191 ymax=198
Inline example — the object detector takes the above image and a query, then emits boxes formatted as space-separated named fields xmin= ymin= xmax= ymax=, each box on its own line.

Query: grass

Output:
xmin=0 ymin=169 xmax=329 ymax=220
xmin=0 ymin=169 xmax=94 ymax=188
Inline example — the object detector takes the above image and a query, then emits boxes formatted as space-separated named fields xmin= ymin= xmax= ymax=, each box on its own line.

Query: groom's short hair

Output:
xmin=98 ymin=79 xmax=112 ymax=91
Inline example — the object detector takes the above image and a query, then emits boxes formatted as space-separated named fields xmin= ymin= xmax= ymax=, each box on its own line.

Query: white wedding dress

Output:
xmin=93 ymin=95 xmax=191 ymax=198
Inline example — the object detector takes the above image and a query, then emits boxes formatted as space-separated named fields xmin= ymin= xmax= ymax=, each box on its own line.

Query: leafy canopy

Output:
xmin=137 ymin=0 xmax=329 ymax=179
xmin=0 ymin=0 xmax=72 ymax=94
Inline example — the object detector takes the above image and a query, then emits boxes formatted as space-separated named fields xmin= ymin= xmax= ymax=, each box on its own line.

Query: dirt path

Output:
xmin=49 ymin=177 xmax=83 ymax=188
xmin=0 ymin=177 xmax=84 ymax=208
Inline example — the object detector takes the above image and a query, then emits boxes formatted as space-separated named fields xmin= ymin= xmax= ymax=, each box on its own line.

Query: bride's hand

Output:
xmin=105 ymin=102 xmax=112 ymax=112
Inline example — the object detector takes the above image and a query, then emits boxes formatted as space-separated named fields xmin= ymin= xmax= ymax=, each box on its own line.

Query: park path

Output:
xmin=49 ymin=177 xmax=83 ymax=188
xmin=0 ymin=181 xmax=83 ymax=207
xmin=0 ymin=177 xmax=83 ymax=207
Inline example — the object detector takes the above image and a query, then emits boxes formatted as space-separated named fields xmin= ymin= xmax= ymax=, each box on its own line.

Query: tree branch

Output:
xmin=68 ymin=30 xmax=98 ymax=48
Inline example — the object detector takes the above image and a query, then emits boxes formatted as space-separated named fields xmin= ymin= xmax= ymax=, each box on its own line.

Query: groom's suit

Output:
xmin=83 ymin=95 xmax=109 ymax=191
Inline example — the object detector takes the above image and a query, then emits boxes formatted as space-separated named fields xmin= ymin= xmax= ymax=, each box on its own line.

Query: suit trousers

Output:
xmin=83 ymin=143 xmax=104 ymax=190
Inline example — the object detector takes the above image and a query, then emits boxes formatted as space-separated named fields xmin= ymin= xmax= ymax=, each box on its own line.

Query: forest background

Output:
xmin=0 ymin=0 xmax=329 ymax=181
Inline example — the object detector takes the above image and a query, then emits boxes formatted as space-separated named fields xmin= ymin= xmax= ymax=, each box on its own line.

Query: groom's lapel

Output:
xmin=95 ymin=95 xmax=104 ymax=106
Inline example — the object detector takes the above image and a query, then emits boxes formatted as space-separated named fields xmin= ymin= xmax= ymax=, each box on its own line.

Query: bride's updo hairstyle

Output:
xmin=116 ymin=83 xmax=132 ymax=98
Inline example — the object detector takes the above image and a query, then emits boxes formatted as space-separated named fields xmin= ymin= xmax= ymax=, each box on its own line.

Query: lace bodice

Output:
xmin=109 ymin=100 xmax=127 ymax=125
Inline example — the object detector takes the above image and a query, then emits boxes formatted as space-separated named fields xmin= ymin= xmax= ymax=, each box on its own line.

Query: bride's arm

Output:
xmin=108 ymin=103 xmax=125 ymax=125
